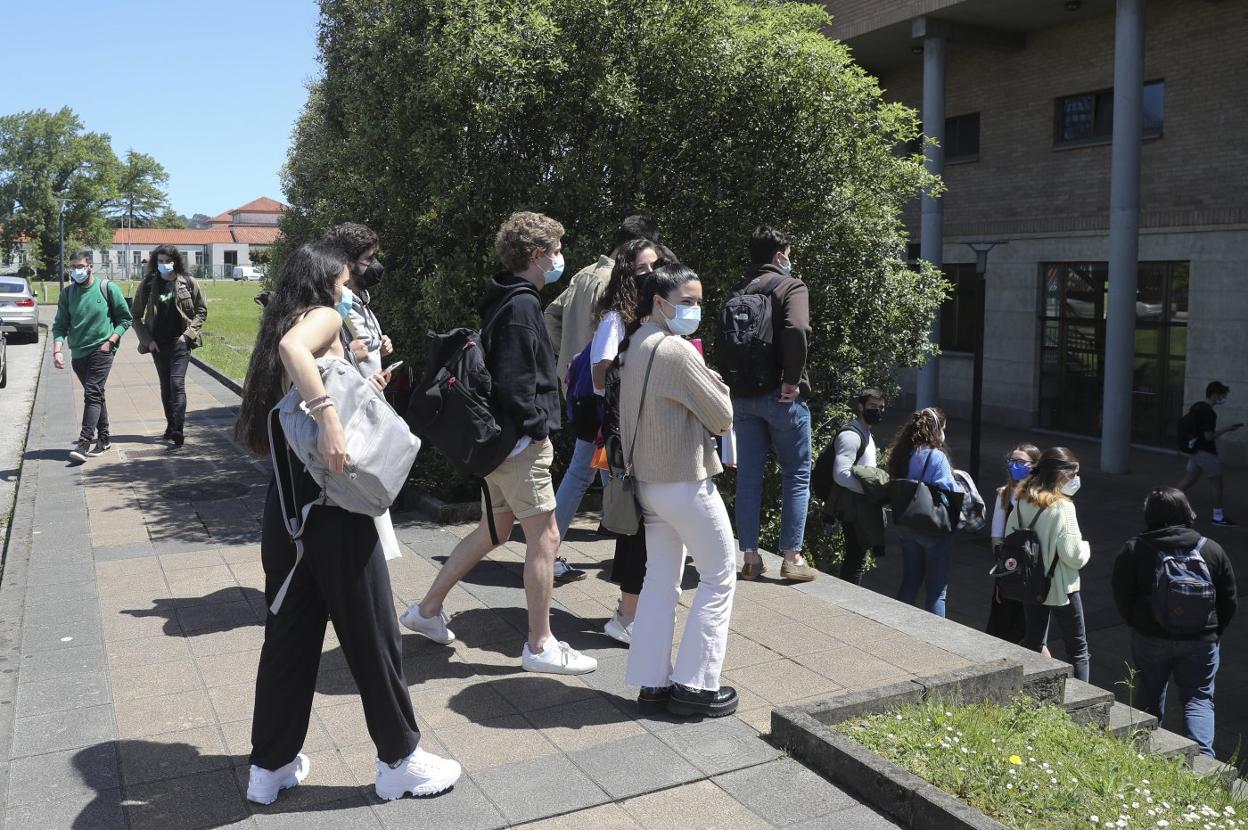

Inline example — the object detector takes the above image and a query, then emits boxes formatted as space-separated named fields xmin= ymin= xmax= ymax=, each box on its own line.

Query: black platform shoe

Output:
xmin=637 ymin=686 xmax=673 ymax=715
xmin=667 ymin=683 xmax=739 ymax=718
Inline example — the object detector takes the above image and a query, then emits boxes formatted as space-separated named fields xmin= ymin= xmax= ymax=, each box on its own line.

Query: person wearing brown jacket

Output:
xmin=727 ymin=226 xmax=816 ymax=582
xmin=130 ymin=244 xmax=208 ymax=448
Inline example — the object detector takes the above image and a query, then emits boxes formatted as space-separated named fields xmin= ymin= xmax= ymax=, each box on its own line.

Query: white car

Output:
xmin=0 ymin=276 xmax=38 ymax=341
xmin=231 ymin=266 xmax=264 ymax=281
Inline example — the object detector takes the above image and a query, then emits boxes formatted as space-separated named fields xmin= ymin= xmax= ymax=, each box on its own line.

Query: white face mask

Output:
xmin=157 ymin=262 xmax=175 ymax=277
xmin=70 ymin=267 xmax=89 ymax=284
xmin=777 ymin=253 xmax=793 ymax=277
xmin=1061 ymin=475 xmax=1082 ymax=497
xmin=659 ymin=296 xmax=702 ymax=337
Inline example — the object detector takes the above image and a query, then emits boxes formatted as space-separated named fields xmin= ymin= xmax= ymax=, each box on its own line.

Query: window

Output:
xmin=907 ymin=112 xmax=980 ymax=163
xmin=194 ymin=251 xmax=204 ymax=265
xmin=133 ymin=251 xmax=142 ymax=266
xmin=224 ymin=250 xmax=238 ymax=267
xmin=939 ymin=263 xmax=978 ymax=353
xmin=99 ymin=250 xmax=109 ymax=266
xmin=1054 ymin=80 xmax=1164 ymax=146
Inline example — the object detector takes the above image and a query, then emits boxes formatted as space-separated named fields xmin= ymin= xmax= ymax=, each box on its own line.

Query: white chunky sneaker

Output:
xmin=400 ymin=601 xmax=455 ymax=644
xmin=521 ymin=639 xmax=597 ymax=675
xmin=246 ymin=753 xmax=310 ymax=805
xmin=603 ymin=611 xmax=633 ymax=645
xmin=375 ymin=747 xmax=462 ymax=800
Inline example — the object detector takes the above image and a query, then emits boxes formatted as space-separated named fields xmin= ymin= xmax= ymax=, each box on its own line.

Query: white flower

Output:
xmin=1052 ymin=777 xmax=1059 ymax=784
xmin=1091 ymin=818 xmax=1100 ymax=825
xmin=1007 ymin=783 xmax=1014 ymax=790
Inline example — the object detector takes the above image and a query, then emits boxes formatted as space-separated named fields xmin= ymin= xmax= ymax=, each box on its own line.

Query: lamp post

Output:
xmin=965 ymin=241 xmax=1006 ymax=484
xmin=55 ymin=197 xmax=70 ymax=286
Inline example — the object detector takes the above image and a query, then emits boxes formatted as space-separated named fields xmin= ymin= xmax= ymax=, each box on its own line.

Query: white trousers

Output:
xmin=626 ymin=478 xmax=736 ymax=691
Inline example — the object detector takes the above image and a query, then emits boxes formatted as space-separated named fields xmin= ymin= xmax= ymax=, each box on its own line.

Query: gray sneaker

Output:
xmin=69 ymin=439 xmax=91 ymax=463
xmin=89 ymin=438 xmax=112 ymax=456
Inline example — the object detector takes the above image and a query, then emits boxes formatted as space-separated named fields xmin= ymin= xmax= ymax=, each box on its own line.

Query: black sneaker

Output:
xmin=552 ymin=557 xmax=586 ymax=584
xmin=69 ymin=439 xmax=91 ymax=463
xmin=638 ymin=686 xmax=673 ymax=715
xmin=170 ymin=434 xmax=185 ymax=449
xmin=1212 ymin=516 xmax=1238 ymax=527
xmin=163 ymin=427 xmax=174 ymax=440
xmin=666 ymin=684 xmax=739 ymax=718
xmin=89 ymin=438 xmax=112 ymax=456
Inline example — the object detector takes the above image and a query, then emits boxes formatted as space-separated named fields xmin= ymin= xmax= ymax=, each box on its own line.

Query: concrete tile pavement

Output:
xmin=1 ymin=328 xmax=932 ymax=828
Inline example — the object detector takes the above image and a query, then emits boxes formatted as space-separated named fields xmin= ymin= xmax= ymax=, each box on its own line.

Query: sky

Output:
xmin=1 ymin=0 xmax=322 ymax=217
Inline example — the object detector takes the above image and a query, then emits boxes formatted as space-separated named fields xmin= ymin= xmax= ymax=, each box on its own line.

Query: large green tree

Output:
xmin=0 ymin=108 xmax=120 ymax=276
xmin=280 ymin=0 xmax=946 ymax=564
xmin=111 ymin=149 xmax=171 ymax=227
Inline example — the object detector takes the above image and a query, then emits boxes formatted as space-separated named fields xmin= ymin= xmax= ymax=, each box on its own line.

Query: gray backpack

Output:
xmin=265 ymin=352 xmax=419 ymax=612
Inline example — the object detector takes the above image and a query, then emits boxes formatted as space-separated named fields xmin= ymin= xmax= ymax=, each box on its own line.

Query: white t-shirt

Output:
xmin=589 ymin=311 xmax=626 ymax=395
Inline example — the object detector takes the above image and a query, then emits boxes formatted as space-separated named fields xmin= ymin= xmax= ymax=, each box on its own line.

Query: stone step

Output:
xmin=1061 ymin=678 xmax=1115 ymax=727
xmin=1149 ymin=727 xmax=1200 ymax=761
xmin=1105 ymin=701 xmax=1158 ymax=742
xmin=1190 ymin=752 xmax=1238 ymax=781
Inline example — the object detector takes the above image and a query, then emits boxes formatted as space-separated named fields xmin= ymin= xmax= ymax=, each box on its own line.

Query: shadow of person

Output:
xmin=447 ymin=676 xmax=635 ymax=727
xmin=314 ymin=639 xmax=520 ymax=698
xmin=70 ymin=739 xmax=386 ymax=829
xmin=120 ymin=587 xmax=265 ymax=637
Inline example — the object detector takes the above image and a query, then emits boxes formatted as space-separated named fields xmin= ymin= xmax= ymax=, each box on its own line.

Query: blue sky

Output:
xmin=1 ymin=0 xmax=322 ymax=217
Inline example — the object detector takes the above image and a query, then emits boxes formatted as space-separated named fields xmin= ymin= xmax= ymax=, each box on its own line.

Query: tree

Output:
xmin=152 ymin=209 xmax=188 ymax=229
xmin=112 ymin=150 xmax=170 ymax=227
xmin=187 ymin=213 xmax=213 ymax=229
xmin=0 ymin=108 xmax=120 ymax=277
xmin=281 ymin=0 xmax=946 ymax=563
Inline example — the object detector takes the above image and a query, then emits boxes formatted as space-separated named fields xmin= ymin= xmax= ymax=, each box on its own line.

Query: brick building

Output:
xmin=824 ymin=0 xmax=1248 ymax=466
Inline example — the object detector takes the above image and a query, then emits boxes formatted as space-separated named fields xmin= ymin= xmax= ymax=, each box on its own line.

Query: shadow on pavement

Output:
xmin=121 ymin=587 xmax=265 ymax=636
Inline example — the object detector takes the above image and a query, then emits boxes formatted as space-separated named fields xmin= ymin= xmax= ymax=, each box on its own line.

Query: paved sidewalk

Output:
xmin=1 ymin=326 xmax=1019 ymax=828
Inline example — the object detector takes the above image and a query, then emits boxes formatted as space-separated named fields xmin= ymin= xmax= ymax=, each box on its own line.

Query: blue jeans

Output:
xmin=554 ymin=438 xmax=605 ymax=540
xmin=732 ymin=392 xmax=812 ymax=552
xmin=1131 ymin=632 xmax=1219 ymax=757
xmin=895 ymin=529 xmax=954 ymax=617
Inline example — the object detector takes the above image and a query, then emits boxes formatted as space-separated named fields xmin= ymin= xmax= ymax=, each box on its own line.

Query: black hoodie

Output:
xmin=477 ymin=272 xmax=561 ymax=445
xmin=1111 ymin=525 xmax=1236 ymax=641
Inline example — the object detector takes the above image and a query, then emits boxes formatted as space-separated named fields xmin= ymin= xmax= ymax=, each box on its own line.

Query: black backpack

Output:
xmin=406 ymin=289 xmax=525 ymax=479
xmin=811 ymin=425 xmax=868 ymax=531
xmin=715 ymin=274 xmax=783 ymax=397
xmin=990 ymin=503 xmax=1059 ymax=605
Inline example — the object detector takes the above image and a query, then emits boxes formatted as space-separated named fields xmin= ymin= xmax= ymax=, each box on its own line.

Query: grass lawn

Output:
xmin=33 ymin=277 xmax=263 ymax=382
xmin=835 ymin=696 xmax=1242 ymax=830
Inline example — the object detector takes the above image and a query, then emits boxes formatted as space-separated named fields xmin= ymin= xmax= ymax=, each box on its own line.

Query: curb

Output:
xmin=188 ymin=353 xmax=242 ymax=396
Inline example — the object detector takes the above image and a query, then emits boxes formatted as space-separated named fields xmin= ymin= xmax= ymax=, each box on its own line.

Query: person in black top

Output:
xmin=1111 ymin=487 xmax=1236 ymax=757
xmin=1177 ymin=381 xmax=1243 ymax=527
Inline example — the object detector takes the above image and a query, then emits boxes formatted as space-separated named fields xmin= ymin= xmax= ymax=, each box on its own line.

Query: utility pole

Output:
xmin=964 ymin=241 xmax=1006 ymax=484
xmin=55 ymin=197 xmax=69 ymax=286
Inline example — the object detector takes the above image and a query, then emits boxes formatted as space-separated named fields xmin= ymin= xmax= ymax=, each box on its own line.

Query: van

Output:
xmin=232 ymin=266 xmax=264 ymax=281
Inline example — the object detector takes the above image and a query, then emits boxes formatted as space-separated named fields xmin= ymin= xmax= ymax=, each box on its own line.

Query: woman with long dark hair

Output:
xmin=1006 ymin=446 xmax=1092 ymax=681
xmin=888 ymin=407 xmax=960 ymax=616
xmin=618 ymin=262 xmax=737 ymax=718
xmin=234 ymin=243 xmax=459 ymax=805
xmin=130 ymin=244 xmax=207 ymax=448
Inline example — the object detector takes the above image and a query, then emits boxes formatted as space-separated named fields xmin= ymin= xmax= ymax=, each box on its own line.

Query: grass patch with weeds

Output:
xmin=834 ymin=696 xmax=1241 ymax=830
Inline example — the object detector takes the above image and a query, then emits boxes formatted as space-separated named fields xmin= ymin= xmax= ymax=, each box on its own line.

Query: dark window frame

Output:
xmin=938 ymin=262 xmax=979 ymax=354
xmin=1054 ymin=80 xmax=1164 ymax=148
xmin=906 ymin=112 xmax=981 ymax=165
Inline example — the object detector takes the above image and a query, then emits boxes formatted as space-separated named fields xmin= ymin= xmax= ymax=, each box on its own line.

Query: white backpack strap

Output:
xmin=266 ymin=407 xmax=321 ymax=615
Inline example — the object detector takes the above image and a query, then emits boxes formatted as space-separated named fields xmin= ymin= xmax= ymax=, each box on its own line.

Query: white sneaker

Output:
xmin=375 ymin=747 xmax=462 ymax=800
xmin=400 ymin=602 xmax=455 ymax=644
xmin=604 ymin=611 xmax=633 ymax=645
xmin=522 ymin=639 xmax=597 ymax=675
xmin=246 ymin=753 xmax=310 ymax=805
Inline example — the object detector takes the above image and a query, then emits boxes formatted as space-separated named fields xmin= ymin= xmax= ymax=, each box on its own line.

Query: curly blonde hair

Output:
xmin=494 ymin=211 xmax=565 ymax=273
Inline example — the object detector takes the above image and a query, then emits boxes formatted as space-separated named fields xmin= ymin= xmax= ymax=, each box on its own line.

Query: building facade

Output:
xmin=823 ymin=0 xmax=1248 ymax=466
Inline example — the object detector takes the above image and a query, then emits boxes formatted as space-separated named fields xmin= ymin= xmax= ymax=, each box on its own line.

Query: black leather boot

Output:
xmin=666 ymin=684 xmax=738 ymax=718
xmin=637 ymin=686 xmax=673 ymax=715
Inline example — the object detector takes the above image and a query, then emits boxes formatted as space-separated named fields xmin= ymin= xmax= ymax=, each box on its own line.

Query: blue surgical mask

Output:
xmin=660 ymin=297 xmax=702 ymax=337
xmin=1008 ymin=461 xmax=1032 ymax=481
xmin=70 ymin=267 xmax=89 ymax=284
xmin=543 ymin=253 xmax=565 ymax=285
xmin=777 ymin=253 xmax=793 ymax=277
xmin=157 ymin=262 xmax=175 ymax=276
xmin=335 ymin=285 xmax=356 ymax=320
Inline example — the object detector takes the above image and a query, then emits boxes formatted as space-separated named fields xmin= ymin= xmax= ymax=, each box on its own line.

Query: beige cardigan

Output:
xmin=619 ymin=323 xmax=734 ymax=483
xmin=543 ymin=255 xmax=612 ymax=388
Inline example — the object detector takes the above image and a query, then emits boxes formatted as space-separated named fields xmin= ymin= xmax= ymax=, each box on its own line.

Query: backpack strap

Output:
xmin=624 ymin=340 xmax=662 ymax=475
xmin=265 ymin=406 xmax=326 ymax=615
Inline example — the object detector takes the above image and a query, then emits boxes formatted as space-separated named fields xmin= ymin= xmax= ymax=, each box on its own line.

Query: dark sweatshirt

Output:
xmin=477 ymin=272 xmax=561 ymax=445
xmin=1111 ymin=525 xmax=1237 ymax=641
xmin=732 ymin=264 xmax=811 ymax=398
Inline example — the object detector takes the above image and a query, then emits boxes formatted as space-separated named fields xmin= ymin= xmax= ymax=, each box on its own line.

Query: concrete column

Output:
xmin=916 ymin=32 xmax=946 ymax=409
xmin=1101 ymin=0 xmax=1145 ymax=473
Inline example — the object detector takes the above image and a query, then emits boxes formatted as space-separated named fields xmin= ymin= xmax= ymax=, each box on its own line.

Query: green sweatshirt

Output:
xmin=52 ymin=278 xmax=132 ymax=359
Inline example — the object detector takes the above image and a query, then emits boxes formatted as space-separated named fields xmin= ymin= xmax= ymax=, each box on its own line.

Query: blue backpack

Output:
xmin=564 ymin=343 xmax=602 ymax=442
xmin=1150 ymin=537 xmax=1217 ymax=635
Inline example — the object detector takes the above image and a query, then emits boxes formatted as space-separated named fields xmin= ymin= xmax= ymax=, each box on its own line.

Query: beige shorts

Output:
xmin=1186 ymin=450 xmax=1223 ymax=478
xmin=483 ymin=438 xmax=556 ymax=520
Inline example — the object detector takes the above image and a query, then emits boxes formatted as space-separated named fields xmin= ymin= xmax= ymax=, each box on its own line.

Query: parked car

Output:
xmin=231 ymin=266 xmax=264 ymax=281
xmin=0 ymin=276 xmax=38 ymax=341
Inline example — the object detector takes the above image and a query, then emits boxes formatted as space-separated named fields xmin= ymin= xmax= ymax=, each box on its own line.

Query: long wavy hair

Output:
xmin=596 ymin=239 xmax=672 ymax=325
xmin=234 ymin=243 xmax=347 ymax=456
xmin=999 ymin=443 xmax=1041 ymax=509
xmin=887 ymin=407 xmax=954 ymax=480
xmin=1019 ymin=447 xmax=1080 ymax=510
xmin=617 ymin=261 xmax=699 ymax=359
xmin=144 ymin=244 xmax=189 ymax=280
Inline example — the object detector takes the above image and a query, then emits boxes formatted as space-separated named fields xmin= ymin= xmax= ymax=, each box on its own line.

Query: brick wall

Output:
xmin=880 ymin=0 xmax=1248 ymax=238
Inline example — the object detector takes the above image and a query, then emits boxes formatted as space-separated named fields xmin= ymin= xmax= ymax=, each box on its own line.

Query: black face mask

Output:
xmin=862 ymin=408 xmax=884 ymax=426
xmin=357 ymin=259 xmax=385 ymax=289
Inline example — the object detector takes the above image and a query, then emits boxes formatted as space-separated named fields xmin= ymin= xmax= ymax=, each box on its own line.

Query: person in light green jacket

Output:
xmin=1006 ymin=446 xmax=1092 ymax=681
xmin=51 ymin=250 xmax=132 ymax=463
